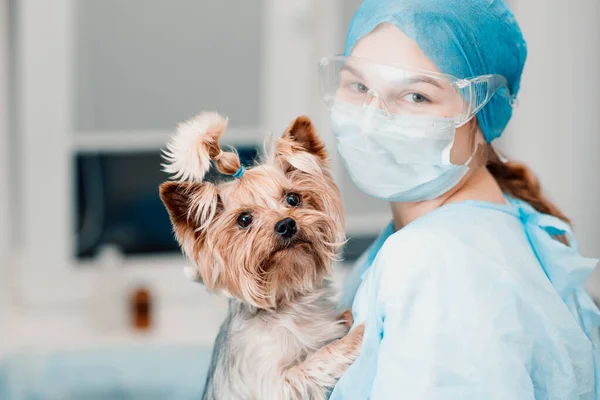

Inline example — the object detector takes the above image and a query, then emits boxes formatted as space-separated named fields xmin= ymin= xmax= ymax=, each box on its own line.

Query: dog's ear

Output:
xmin=159 ymin=181 xmax=222 ymax=259
xmin=281 ymin=116 xmax=328 ymax=161
xmin=274 ymin=116 xmax=329 ymax=174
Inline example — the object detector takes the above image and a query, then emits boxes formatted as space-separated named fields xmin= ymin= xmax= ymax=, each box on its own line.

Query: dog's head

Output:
xmin=160 ymin=113 xmax=344 ymax=309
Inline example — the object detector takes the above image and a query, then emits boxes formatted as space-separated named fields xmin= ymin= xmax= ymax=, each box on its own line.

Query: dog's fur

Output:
xmin=160 ymin=112 xmax=363 ymax=399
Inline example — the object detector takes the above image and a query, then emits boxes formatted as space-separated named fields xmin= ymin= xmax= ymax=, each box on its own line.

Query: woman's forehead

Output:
xmin=350 ymin=23 xmax=441 ymax=74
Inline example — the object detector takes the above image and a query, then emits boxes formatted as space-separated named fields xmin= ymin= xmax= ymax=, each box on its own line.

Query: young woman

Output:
xmin=319 ymin=0 xmax=600 ymax=398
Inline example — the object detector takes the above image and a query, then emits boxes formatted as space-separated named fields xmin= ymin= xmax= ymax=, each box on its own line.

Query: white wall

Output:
xmin=499 ymin=0 xmax=600 ymax=261
xmin=75 ymin=0 xmax=263 ymax=132
xmin=0 ymin=0 xmax=10 ymax=339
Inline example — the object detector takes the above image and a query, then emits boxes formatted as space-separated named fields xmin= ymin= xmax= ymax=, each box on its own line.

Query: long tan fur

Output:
xmin=160 ymin=112 xmax=362 ymax=399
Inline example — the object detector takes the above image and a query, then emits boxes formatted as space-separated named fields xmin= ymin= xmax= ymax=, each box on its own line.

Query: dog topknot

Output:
xmin=162 ymin=111 xmax=241 ymax=182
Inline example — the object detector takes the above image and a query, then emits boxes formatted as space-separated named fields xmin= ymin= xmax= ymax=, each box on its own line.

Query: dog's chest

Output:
xmin=233 ymin=310 xmax=343 ymax=369
xmin=205 ymin=289 xmax=349 ymax=398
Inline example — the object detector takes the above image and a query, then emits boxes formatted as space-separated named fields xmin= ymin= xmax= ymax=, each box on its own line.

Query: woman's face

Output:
xmin=349 ymin=23 xmax=479 ymax=165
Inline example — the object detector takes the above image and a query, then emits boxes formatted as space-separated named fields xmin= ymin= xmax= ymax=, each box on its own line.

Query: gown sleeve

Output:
xmin=369 ymin=229 xmax=536 ymax=399
xmin=330 ymin=202 xmax=598 ymax=400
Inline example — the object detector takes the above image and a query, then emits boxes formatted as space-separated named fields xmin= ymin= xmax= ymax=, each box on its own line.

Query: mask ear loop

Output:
xmin=492 ymin=145 xmax=510 ymax=163
xmin=454 ymin=118 xmax=487 ymax=168
xmin=453 ymin=74 xmax=512 ymax=167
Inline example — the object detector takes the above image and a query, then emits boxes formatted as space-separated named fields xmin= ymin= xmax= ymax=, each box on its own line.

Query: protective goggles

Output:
xmin=319 ymin=56 xmax=513 ymax=127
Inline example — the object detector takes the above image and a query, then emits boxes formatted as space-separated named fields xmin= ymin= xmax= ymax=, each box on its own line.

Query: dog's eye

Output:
xmin=286 ymin=193 xmax=302 ymax=207
xmin=237 ymin=212 xmax=253 ymax=228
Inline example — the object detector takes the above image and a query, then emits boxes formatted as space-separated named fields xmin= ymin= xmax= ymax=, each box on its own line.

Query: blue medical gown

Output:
xmin=332 ymin=197 xmax=600 ymax=399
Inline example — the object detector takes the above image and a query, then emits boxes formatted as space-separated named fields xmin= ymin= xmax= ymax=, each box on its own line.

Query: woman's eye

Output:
xmin=403 ymin=92 xmax=429 ymax=104
xmin=237 ymin=212 xmax=253 ymax=228
xmin=285 ymin=193 xmax=302 ymax=207
xmin=350 ymin=82 xmax=369 ymax=94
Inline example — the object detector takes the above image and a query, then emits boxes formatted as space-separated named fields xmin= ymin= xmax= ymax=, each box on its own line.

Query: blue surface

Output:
xmin=0 ymin=346 xmax=213 ymax=399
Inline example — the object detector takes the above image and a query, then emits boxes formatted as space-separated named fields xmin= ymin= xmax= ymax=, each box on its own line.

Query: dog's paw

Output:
xmin=353 ymin=323 xmax=365 ymax=337
xmin=337 ymin=309 xmax=354 ymax=329
xmin=346 ymin=323 xmax=365 ymax=359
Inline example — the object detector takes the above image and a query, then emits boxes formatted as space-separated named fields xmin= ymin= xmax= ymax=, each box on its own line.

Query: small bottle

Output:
xmin=94 ymin=244 xmax=125 ymax=332
xmin=131 ymin=287 xmax=152 ymax=331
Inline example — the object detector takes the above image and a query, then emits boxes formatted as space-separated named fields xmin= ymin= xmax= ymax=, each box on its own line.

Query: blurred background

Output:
xmin=0 ymin=0 xmax=598 ymax=398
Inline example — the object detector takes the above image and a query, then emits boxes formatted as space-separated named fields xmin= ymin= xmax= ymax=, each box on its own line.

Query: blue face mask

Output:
xmin=330 ymin=100 xmax=475 ymax=203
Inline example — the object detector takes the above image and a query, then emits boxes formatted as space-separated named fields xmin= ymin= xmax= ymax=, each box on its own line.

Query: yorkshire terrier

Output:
xmin=159 ymin=112 xmax=364 ymax=400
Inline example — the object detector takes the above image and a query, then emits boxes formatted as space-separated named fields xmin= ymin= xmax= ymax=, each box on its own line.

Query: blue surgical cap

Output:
xmin=344 ymin=0 xmax=527 ymax=142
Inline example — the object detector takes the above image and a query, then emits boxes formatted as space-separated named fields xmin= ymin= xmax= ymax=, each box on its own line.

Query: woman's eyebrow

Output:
xmin=341 ymin=64 xmax=365 ymax=80
xmin=394 ymin=76 xmax=445 ymax=89
xmin=343 ymin=63 xmax=446 ymax=90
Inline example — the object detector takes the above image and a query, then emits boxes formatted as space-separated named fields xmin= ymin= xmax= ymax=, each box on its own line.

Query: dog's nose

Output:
xmin=275 ymin=217 xmax=297 ymax=238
